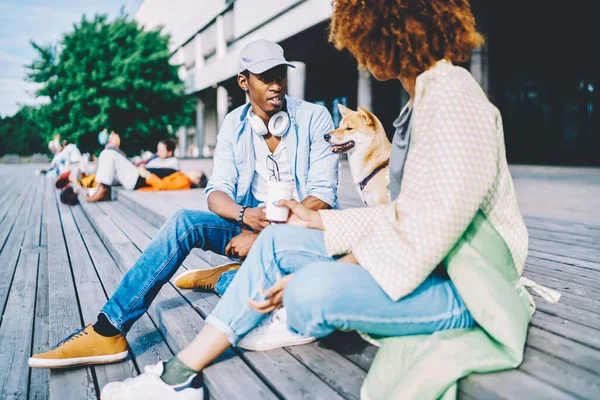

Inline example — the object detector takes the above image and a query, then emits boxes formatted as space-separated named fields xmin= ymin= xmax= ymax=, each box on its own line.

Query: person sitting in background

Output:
xmin=51 ymin=139 xmax=82 ymax=174
xmin=36 ymin=137 xmax=63 ymax=176
xmin=86 ymin=139 xmax=180 ymax=202
xmin=104 ymin=131 xmax=125 ymax=153
xmin=52 ymin=140 xmax=88 ymax=189
xmin=137 ymin=168 xmax=208 ymax=191
xmin=137 ymin=139 xmax=181 ymax=178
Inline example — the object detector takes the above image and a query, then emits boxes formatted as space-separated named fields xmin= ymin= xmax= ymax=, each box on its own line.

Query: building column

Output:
xmin=217 ymin=86 xmax=229 ymax=131
xmin=357 ymin=69 xmax=372 ymax=111
xmin=194 ymin=36 xmax=204 ymax=93
xmin=196 ymin=98 xmax=205 ymax=158
xmin=216 ymin=16 xmax=227 ymax=60
xmin=287 ymin=61 xmax=306 ymax=100
xmin=174 ymin=48 xmax=187 ymax=84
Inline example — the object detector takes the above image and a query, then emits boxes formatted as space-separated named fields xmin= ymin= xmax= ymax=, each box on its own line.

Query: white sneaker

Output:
xmin=238 ymin=308 xmax=316 ymax=351
xmin=100 ymin=361 xmax=203 ymax=400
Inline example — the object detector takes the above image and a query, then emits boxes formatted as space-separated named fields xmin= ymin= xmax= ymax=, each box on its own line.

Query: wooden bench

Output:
xmin=2 ymin=154 xmax=20 ymax=164
xmin=31 ymin=153 xmax=50 ymax=164
xmin=0 ymin=164 xmax=599 ymax=399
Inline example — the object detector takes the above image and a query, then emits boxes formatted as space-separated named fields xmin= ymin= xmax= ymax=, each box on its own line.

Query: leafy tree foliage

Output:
xmin=0 ymin=106 xmax=47 ymax=156
xmin=27 ymin=14 xmax=193 ymax=155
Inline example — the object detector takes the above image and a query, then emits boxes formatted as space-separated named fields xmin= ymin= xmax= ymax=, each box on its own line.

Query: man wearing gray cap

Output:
xmin=29 ymin=40 xmax=338 ymax=397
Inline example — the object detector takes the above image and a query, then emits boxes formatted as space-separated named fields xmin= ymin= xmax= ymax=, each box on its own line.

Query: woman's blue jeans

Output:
xmin=207 ymin=225 xmax=475 ymax=345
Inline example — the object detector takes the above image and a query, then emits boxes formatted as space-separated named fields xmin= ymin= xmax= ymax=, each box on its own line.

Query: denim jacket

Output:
xmin=205 ymin=96 xmax=339 ymax=207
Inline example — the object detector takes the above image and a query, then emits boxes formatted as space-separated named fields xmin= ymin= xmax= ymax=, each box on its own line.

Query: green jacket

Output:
xmin=361 ymin=210 xmax=533 ymax=399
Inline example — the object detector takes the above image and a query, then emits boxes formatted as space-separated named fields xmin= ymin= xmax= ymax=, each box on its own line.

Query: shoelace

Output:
xmin=56 ymin=327 xmax=89 ymax=347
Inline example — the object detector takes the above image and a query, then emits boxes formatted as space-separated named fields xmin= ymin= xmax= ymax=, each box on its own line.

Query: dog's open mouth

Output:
xmin=330 ymin=141 xmax=355 ymax=154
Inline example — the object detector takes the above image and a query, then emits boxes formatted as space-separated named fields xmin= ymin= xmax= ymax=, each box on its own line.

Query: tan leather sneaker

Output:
xmin=173 ymin=262 xmax=241 ymax=290
xmin=29 ymin=324 xmax=128 ymax=369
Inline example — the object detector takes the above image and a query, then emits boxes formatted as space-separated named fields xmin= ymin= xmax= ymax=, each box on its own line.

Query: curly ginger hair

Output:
xmin=329 ymin=0 xmax=484 ymax=78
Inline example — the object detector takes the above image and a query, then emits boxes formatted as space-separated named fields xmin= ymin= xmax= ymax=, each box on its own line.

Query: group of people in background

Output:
xmin=42 ymin=131 xmax=208 ymax=205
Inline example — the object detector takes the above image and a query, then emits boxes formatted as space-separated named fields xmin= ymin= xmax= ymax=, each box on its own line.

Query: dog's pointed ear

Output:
xmin=337 ymin=103 xmax=352 ymax=117
xmin=357 ymin=107 xmax=376 ymax=127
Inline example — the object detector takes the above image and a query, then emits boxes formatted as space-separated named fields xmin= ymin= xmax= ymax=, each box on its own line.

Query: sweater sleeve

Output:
xmin=319 ymin=206 xmax=387 ymax=256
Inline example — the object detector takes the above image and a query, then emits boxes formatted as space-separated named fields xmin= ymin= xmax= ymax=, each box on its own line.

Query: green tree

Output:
xmin=0 ymin=106 xmax=48 ymax=156
xmin=27 ymin=14 xmax=193 ymax=155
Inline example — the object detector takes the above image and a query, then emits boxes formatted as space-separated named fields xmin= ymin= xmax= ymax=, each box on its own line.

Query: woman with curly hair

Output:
xmin=92 ymin=1 xmax=538 ymax=399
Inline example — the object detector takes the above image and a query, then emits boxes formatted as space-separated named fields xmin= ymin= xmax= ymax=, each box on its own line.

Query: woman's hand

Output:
xmin=279 ymin=200 xmax=324 ymax=230
xmin=248 ymin=274 xmax=293 ymax=314
xmin=243 ymin=207 xmax=270 ymax=231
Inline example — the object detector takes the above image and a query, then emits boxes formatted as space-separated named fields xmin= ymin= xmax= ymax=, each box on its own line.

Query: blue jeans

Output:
xmin=102 ymin=210 xmax=241 ymax=333
xmin=207 ymin=225 xmax=475 ymax=345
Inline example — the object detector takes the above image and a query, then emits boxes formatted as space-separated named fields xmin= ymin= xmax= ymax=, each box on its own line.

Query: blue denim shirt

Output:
xmin=205 ymin=96 xmax=339 ymax=207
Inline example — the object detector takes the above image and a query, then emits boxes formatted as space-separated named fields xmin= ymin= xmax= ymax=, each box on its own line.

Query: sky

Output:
xmin=0 ymin=0 xmax=129 ymax=117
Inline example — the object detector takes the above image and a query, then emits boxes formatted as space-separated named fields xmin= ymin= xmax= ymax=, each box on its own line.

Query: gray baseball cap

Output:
xmin=237 ymin=39 xmax=296 ymax=74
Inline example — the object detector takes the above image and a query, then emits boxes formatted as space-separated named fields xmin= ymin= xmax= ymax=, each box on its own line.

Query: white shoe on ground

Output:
xmin=237 ymin=308 xmax=317 ymax=351
xmin=100 ymin=361 xmax=203 ymax=400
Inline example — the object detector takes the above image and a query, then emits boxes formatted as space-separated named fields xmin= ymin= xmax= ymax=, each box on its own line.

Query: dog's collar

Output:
xmin=359 ymin=161 xmax=389 ymax=192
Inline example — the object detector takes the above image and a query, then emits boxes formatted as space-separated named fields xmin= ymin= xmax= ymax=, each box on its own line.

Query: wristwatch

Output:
xmin=238 ymin=206 xmax=249 ymax=230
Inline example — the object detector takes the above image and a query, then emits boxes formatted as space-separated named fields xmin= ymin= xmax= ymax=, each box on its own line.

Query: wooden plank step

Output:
xmin=0 ymin=176 xmax=44 ymax=399
xmin=55 ymin=194 xmax=137 ymax=388
xmin=526 ymin=326 xmax=600 ymax=375
xmin=44 ymin=184 xmax=96 ymax=399
xmin=527 ymin=250 xmax=599 ymax=272
xmin=524 ymin=216 xmax=600 ymax=236
xmin=0 ymin=177 xmax=35 ymax=255
xmin=30 ymin=174 xmax=51 ymax=400
xmin=528 ymin=238 xmax=600 ymax=264
xmin=525 ymin=259 xmax=600 ymax=290
xmin=460 ymin=368 xmax=572 ymax=400
xmin=518 ymin=347 xmax=600 ymax=399
xmin=0 ymin=178 xmax=39 ymax=321
xmin=527 ymin=227 xmax=600 ymax=250
xmin=531 ymin=311 xmax=600 ymax=351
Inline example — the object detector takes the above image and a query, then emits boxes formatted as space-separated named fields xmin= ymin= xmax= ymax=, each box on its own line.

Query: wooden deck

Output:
xmin=0 ymin=162 xmax=599 ymax=399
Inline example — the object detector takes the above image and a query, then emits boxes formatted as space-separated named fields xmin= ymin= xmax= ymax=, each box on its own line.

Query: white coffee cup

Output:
xmin=266 ymin=181 xmax=295 ymax=222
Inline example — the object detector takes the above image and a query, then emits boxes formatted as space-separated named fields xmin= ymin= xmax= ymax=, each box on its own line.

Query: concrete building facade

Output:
xmin=132 ymin=0 xmax=599 ymax=166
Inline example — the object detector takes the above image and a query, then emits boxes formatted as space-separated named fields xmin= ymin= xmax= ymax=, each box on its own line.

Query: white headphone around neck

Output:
xmin=248 ymin=110 xmax=290 ymax=137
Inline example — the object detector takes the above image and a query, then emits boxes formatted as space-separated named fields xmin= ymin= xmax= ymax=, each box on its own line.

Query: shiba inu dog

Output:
xmin=325 ymin=104 xmax=391 ymax=206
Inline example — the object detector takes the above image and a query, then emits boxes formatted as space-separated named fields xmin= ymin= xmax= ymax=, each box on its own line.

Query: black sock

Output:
xmin=93 ymin=313 xmax=122 ymax=337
